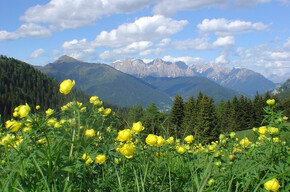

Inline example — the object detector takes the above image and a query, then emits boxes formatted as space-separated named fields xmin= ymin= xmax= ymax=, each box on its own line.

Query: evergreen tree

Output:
xmin=169 ymin=95 xmax=184 ymax=138
xmin=181 ymin=95 xmax=196 ymax=136
xmin=142 ymin=103 xmax=162 ymax=135
xmin=126 ymin=104 xmax=144 ymax=126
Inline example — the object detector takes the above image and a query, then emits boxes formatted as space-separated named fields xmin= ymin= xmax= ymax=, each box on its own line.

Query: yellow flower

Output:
xmin=145 ymin=134 xmax=158 ymax=146
xmin=208 ymin=178 xmax=215 ymax=186
xmin=258 ymin=126 xmax=267 ymax=135
xmin=214 ymin=161 xmax=222 ymax=167
xmin=22 ymin=127 xmax=32 ymax=133
xmin=252 ymin=127 xmax=258 ymax=132
xmin=0 ymin=134 xmax=14 ymax=146
xmin=18 ymin=103 xmax=30 ymax=118
xmin=219 ymin=134 xmax=225 ymax=140
xmin=59 ymin=79 xmax=75 ymax=95
xmin=208 ymin=144 xmax=216 ymax=152
xmin=37 ymin=138 xmax=46 ymax=144
xmin=165 ymin=137 xmax=174 ymax=144
xmin=98 ymin=107 xmax=104 ymax=112
xmin=273 ymin=137 xmax=280 ymax=142
xmin=95 ymin=155 xmax=106 ymax=165
xmin=36 ymin=105 xmax=40 ymax=110
xmin=264 ymin=178 xmax=280 ymax=192
xmin=89 ymin=96 xmax=102 ymax=106
xmin=268 ymin=127 xmax=279 ymax=135
xmin=54 ymin=122 xmax=61 ymax=128
xmin=184 ymin=135 xmax=194 ymax=144
xmin=47 ymin=118 xmax=57 ymax=127
xmin=156 ymin=136 xmax=164 ymax=147
xmin=5 ymin=120 xmax=21 ymax=132
xmin=119 ymin=143 xmax=136 ymax=158
xmin=85 ymin=158 xmax=93 ymax=165
xmin=131 ymin=121 xmax=144 ymax=134
xmin=85 ymin=129 xmax=96 ymax=137
xmin=240 ymin=137 xmax=250 ymax=148
xmin=176 ymin=146 xmax=186 ymax=154
xmin=45 ymin=108 xmax=54 ymax=116
xmin=103 ymin=108 xmax=111 ymax=116
xmin=266 ymin=99 xmax=275 ymax=105
xmin=117 ymin=129 xmax=132 ymax=142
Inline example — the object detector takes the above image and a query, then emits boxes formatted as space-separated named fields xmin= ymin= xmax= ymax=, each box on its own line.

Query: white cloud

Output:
xmin=29 ymin=48 xmax=45 ymax=58
xmin=0 ymin=23 xmax=51 ymax=41
xmin=139 ymin=48 xmax=162 ymax=56
xmin=20 ymin=0 xmax=156 ymax=30
xmin=99 ymin=41 xmax=153 ymax=60
xmin=171 ymin=37 xmax=213 ymax=50
xmin=162 ymin=55 xmax=207 ymax=65
xmin=215 ymin=51 xmax=229 ymax=64
xmin=213 ymin=36 xmax=235 ymax=47
xmin=93 ymin=15 xmax=188 ymax=47
xmin=62 ymin=38 xmax=95 ymax=59
xmin=158 ymin=38 xmax=171 ymax=47
xmin=198 ymin=18 xmax=268 ymax=36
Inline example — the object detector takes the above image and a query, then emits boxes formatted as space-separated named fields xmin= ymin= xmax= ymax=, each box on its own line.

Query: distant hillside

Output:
xmin=111 ymin=58 xmax=276 ymax=96
xmin=0 ymin=55 xmax=89 ymax=121
xmin=142 ymin=76 xmax=238 ymax=102
xmin=273 ymin=78 xmax=290 ymax=100
xmin=37 ymin=55 xmax=172 ymax=110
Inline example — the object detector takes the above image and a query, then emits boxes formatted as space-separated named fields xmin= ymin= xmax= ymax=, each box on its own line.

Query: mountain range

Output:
xmin=111 ymin=58 xmax=276 ymax=96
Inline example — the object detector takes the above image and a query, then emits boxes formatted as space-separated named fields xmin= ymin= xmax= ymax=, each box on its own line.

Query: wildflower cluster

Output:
xmin=0 ymin=80 xmax=288 ymax=191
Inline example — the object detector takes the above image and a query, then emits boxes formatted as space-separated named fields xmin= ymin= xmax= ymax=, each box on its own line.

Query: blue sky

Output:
xmin=0 ymin=0 xmax=289 ymax=82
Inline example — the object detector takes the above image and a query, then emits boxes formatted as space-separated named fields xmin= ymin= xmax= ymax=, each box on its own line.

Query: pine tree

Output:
xmin=181 ymin=95 xmax=196 ymax=136
xmin=169 ymin=95 xmax=184 ymax=138
xmin=142 ymin=103 xmax=162 ymax=134
xmin=126 ymin=104 xmax=144 ymax=126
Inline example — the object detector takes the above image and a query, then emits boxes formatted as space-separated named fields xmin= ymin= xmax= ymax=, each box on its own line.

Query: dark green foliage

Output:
xmin=194 ymin=95 xmax=219 ymax=143
xmin=0 ymin=55 xmax=89 ymax=122
xmin=141 ymin=103 xmax=165 ymax=135
xmin=169 ymin=95 xmax=184 ymax=137
xmin=181 ymin=95 xmax=196 ymax=136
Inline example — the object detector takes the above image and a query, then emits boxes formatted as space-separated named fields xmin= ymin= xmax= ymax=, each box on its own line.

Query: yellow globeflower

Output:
xmin=45 ymin=108 xmax=54 ymax=116
xmin=145 ymin=134 xmax=158 ymax=146
xmin=184 ymin=135 xmax=194 ymax=144
xmin=165 ymin=137 xmax=174 ymax=144
xmin=264 ymin=178 xmax=280 ymax=192
xmin=131 ymin=121 xmax=144 ymax=134
xmin=103 ymin=108 xmax=111 ymax=116
xmin=119 ymin=143 xmax=136 ymax=158
xmin=176 ymin=146 xmax=186 ymax=154
xmin=156 ymin=136 xmax=164 ymax=147
xmin=5 ymin=120 xmax=21 ymax=132
xmin=117 ymin=129 xmax=132 ymax=142
xmin=36 ymin=105 xmax=40 ymax=110
xmin=85 ymin=129 xmax=96 ymax=137
xmin=268 ymin=127 xmax=279 ymax=135
xmin=95 ymin=155 xmax=106 ymax=165
xmin=258 ymin=126 xmax=267 ymax=135
xmin=18 ymin=103 xmax=30 ymax=118
xmin=208 ymin=178 xmax=215 ymax=186
xmin=89 ymin=96 xmax=99 ymax=104
xmin=59 ymin=79 xmax=75 ymax=95
xmin=266 ymin=99 xmax=275 ymax=105
xmin=240 ymin=137 xmax=250 ymax=148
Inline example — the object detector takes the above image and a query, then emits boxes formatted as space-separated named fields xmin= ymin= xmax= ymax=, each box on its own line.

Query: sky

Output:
xmin=0 ymin=0 xmax=289 ymax=83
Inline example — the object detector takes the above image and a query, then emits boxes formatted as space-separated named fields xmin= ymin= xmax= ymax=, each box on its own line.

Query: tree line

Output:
xmin=124 ymin=92 xmax=289 ymax=143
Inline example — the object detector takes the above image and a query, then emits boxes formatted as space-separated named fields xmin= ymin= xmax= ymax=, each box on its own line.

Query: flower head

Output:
xmin=119 ymin=143 xmax=136 ymax=158
xmin=240 ymin=137 xmax=250 ymax=148
xmin=266 ymin=99 xmax=275 ymax=105
xmin=184 ymin=135 xmax=194 ymax=144
xmin=85 ymin=129 xmax=96 ymax=137
xmin=264 ymin=178 xmax=280 ymax=191
xmin=59 ymin=79 xmax=75 ymax=95
xmin=103 ymin=108 xmax=111 ymax=116
xmin=131 ymin=121 xmax=144 ymax=134
xmin=18 ymin=103 xmax=30 ymax=118
xmin=156 ymin=136 xmax=164 ymax=147
xmin=258 ymin=126 xmax=267 ymax=135
xmin=45 ymin=108 xmax=54 ymax=116
xmin=176 ymin=146 xmax=186 ymax=154
xmin=165 ymin=137 xmax=174 ymax=144
xmin=145 ymin=134 xmax=158 ymax=146
xmin=268 ymin=127 xmax=279 ymax=135
xmin=117 ymin=129 xmax=132 ymax=142
xmin=5 ymin=120 xmax=21 ymax=132
xmin=95 ymin=155 xmax=106 ymax=165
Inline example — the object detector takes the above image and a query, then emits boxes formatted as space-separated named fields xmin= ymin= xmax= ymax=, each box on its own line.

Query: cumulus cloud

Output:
xmin=99 ymin=41 xmax=153 ymax=60
xmin=20 ymin=0 xmax=156 ymax=30
xmin=198 ymin=18 xmax=268 ymax=36
xmin=29 ymin=48 xmax=45 ymax=58
xmin=171 ymin=37 xmax=213 ymax=50
xmin=62 ymin=38 xmax=95 ymax=59
xmin=0 ymin=23 xmax=51 ymax=41
xmin=93 ymin=15 xmax=188 ymax=47
xmin=162 ymin=55 xmax=207 ymax=65
xmin=213 ymin=36 xmax=235 ymax=47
